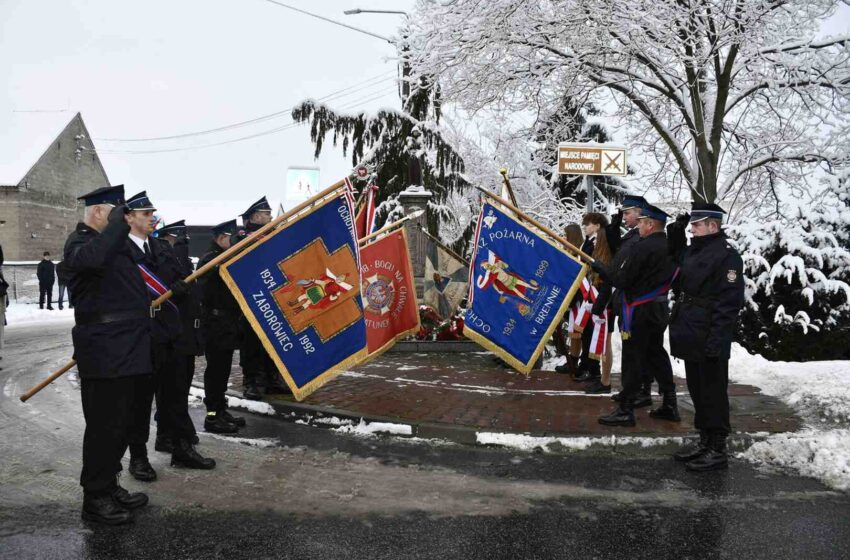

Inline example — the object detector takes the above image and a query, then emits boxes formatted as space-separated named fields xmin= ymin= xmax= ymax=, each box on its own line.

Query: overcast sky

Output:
xmin=1 ymin=0 xmax=414 ymax=224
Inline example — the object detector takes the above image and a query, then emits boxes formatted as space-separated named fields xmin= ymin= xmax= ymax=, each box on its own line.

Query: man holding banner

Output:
xmin=464 ymin=199 xmax=589 ymax=374
xmin=595 ymin=204 xmax=679 ymax=427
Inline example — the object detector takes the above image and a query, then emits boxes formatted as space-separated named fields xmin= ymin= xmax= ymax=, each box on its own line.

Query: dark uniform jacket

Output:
xmin=592 ymin=227 xmax=640 ymax=316
xmin=64 ymin=221 xmax=151 ymax=379
xmin=37 ymin=259 xmax=56 ymax=286
xmin=131 ymin=236 xmax=183 ymax=345
xmin=198 ymin=243 xmax=243 ymax=350
xmin=172 ymin=237 xmax=204 ymax=356
xmin=607 ymin=231 xmax=675 ymax=328
xmin=670 ymin=232 xmax=744 ymax=361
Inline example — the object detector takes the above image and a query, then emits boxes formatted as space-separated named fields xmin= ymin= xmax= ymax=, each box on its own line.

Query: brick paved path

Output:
xmin=194 ymin=350 xmax=799 ymax=437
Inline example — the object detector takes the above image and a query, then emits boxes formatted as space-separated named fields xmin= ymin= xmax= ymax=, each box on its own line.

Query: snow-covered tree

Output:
xmin=728 ymin=168 xmax=850 ymax=360
xmin=408 ymin=0 xmax=850 ymax=217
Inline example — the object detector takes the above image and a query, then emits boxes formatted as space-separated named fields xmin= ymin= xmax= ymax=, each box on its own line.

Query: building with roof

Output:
xmin=0 ymin=112 xmax=109 ymax=260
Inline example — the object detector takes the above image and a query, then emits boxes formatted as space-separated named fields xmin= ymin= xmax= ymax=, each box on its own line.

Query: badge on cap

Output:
xmin=727 ymin=270 xmax=737 ymax=283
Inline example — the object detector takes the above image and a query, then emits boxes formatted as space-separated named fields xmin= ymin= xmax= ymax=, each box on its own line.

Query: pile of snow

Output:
xmin=721 ymin=343 xmax=850 ymax=491
xmin=476 ymin=432 xmax=684 ymax=452
xmin=4 ymin=305 xmax=74 ymax=327
xmin=188 ymin=386 xmax=275 ymax=416
xmin=332 ymin=419 xmax=413 ymax=437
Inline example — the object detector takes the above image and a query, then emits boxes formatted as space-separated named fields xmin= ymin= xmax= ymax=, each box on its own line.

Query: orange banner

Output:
xmin=359 ymin=228 xmax=420 ymax=356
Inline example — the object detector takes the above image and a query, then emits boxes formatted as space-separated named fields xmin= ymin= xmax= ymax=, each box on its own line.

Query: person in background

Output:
xmin=574 ymin=213 xmax=612 ymax=389
xmin=56 ymin=259 xmax=73 ymax=310
xmin=554 ymin=223 xmax=584 ymax=375
xmin=37 ymin=251 xmax=56 ymax=310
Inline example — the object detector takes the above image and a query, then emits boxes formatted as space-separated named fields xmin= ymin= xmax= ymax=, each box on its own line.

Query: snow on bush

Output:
xmin=727 ymin=171 xmax=850 ymax=361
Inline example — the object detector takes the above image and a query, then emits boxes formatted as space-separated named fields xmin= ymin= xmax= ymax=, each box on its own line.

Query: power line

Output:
xmin=97 ymin=70 xmax=397 ymax=142
xmin=94 ymin=88 xmax=398 ymax=154
xmin=261 ymin=0 xmax=391 ymax=43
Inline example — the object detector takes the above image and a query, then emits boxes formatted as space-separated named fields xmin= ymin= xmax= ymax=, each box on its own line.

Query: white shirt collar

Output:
xmin=128 ymin=233 xmax=148 ymax=252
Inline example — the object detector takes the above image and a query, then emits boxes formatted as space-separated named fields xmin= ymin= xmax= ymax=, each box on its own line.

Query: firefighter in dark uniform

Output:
xmin=198 ymin=219 xmax=246 ymax=433
xmin=64 ymin=184 xmax=150 ymax=525
xmin=669 ymin=203 xmax=745 ymax=471
xmin=236 ymin=196 xmax=290 ymax=399
xmin=124 ymin=192 xmax=214 ymax=480
xmin=590 ymin=195 xmax=655 ymax=403
xmin=595 ymin=204 xmax=680 ymax=427
xmin=154 ymin=220 xmax=203 ymax=450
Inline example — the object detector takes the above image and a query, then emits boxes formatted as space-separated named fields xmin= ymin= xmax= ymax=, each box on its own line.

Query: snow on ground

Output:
xmin=476 ymin=432 xmax=685 ymax=452
xmin=719 ymin=344 xmax=850 ymax=491
xmin=332 ymin=419 xmax=413 ymax=437
xmin=188 ymin=386 xmax=275 ymax=416
xmin=4 ymin=304 xmax=74 ymax=327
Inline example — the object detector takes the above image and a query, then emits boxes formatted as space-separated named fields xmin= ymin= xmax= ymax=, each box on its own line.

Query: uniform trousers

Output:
xmin=240 ymin=326 xmax=276 ymax=387
xmin=620 ymin=303 xmax=675 ymax=406
xmin=203 ymin=344 xmax=234 ymax=412
xmin=80 ymin=375 xmax=143 ymax=493
xmin=128 ymin=342 xmax=183 ymax=455
xmin=685 ymin=358 xmax=730 ymax=435
xmin=159 ymin=352 xmax=197 ymax=442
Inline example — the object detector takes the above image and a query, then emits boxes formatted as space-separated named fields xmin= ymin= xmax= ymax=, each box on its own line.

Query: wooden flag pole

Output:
xmin=357 ymin=210 xmax=424 ymax=246
xmin=499 ymin=167 xmax=520 ymax=208
xmin=473 ymin=184 xmax=595 ymax=264
xmin=416 ymin=224 xmax=470 ymax=267
xmin=21 ymin=179 xmax=348 ymax=402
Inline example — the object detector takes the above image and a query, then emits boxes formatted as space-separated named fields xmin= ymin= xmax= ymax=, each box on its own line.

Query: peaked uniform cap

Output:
xmin=77 ymin=184 xmax=125 ymax=207
xmin=157 ymin=219 xmax=187 ymax=237
xmin=690 ymin=202 xmax=726 ymax=223
xmin=621 ymin=194 xmax=648 ymax=211
xmin=637 ymin=204 xmax=669 ymax=222
xmin=242 ymin=196 xmax=272 ymax=218
xmin=211 ymin=219 xmax=238 ymax=236
xmin=126 ymin=191 xmax=157 ymax=211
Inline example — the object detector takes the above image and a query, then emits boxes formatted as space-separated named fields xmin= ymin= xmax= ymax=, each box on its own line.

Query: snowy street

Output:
xmin=1 ymin=319 xmax=849 ymax=559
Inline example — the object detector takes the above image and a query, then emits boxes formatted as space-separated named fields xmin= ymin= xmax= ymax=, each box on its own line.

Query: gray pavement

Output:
xmin=1 ymin=322 xmax=849 ymax=560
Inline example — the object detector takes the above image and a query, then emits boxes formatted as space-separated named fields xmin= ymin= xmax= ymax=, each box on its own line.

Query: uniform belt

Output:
xmin=75 ymin=309 xmax=149 ymax=326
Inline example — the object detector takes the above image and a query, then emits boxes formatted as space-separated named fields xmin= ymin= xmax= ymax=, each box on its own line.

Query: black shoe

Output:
xmin=674 ymin=432 xmax=709 ymax=462
xmin=554 ymin=362 xmax=570 ymax=374
xmin=111 ymin=480 xmax=149 ymax=510
xmin=612 ymin=391 xmax=625 ymax=402
xmin=47 ymin=306 xmax=54 ymax=310
xmin=598 ymin=406 xmax=636 ymax=427
xmin=686 ymin=434 xmax=728 ymax=472
xmin=192 ymin=433 xmax=200 ymax=445
xmin=128 ymin=457 xmax=157 ymax=482
xmin=649 ymin=403 xmax=681 ymax=421
xmin=574 ymin=370 xmax=598 ymax=383
xmin=204 ymin=412 xmax=239 ymax=434
xmin=584 ymin=380 xmax=611 ymax=394
xmin=219 ymin=409 xmax=246 ymax=427
xmin=243 ymin=382 xmax=262 ymax=401
xmin=154 ymin=435 xmax=174 ymax=453
xmin=82 ymin=493 xmax=132 ymax=526
xmin=171 ymin=440 xmax=216 ymax=470
xmin=633 ymin=394 xmax=653 ymax=408
xmin=59 ymin=306 xmax=64 ymax=310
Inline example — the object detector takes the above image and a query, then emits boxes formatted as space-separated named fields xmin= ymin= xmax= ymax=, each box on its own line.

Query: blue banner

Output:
xmin=221 ymin=192 xmax=367 ymax=401
xmin=465 ymin=202 xmax=588 ymax=373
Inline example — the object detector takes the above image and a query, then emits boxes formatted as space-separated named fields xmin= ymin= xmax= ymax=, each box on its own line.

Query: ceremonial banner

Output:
xmin=359 ymin=229 xmax=420 ymax=356
xmin=220 ymin=191 xmax=367 ymax=401
xmin=354 ymin=182 xmax=378 ymax=239
xmin=423 ymin=242 xmax=468 ymax=319
xmin=465 ymin=202 xmax=588 ymax=373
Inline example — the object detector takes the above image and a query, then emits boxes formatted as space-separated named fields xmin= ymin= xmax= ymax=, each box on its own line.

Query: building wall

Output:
xmin=0 ymin=114 xmax=109 ymax=261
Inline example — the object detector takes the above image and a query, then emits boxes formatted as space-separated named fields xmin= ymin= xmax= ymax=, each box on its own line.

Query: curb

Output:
xmin=201 ymin=383 xmax=773 ymax=453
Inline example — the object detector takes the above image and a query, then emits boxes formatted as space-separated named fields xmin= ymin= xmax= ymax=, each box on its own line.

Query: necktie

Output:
xmin=143 ymin=241 xmax=151 ymax=257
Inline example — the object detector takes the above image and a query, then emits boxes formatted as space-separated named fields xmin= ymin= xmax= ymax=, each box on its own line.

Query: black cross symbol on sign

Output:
xmin=604 ymin=152 xmax=622 ymax=172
